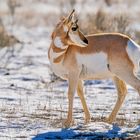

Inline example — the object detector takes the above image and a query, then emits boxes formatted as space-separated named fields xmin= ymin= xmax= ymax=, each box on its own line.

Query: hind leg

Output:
xmin=107 ymin=54 xmax=140 ymax=123
xmin=107 ymin=76 xmax=127 ymax=123
xmin=122 ymin=73 xmax=140 ymax=95
xmin=109 ymin=59 xmax=140 ymax=123
xmin=111 ymin=67 xmax=140 ymax=94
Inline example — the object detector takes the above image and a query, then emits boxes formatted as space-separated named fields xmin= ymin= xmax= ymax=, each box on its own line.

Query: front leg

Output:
xmin=77 ymin=80 xmax=91 ymax=124
xmin=64 ymin=71 xmax=80 ymax=127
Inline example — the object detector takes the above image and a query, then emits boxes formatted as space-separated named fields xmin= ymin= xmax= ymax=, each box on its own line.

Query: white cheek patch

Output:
xmin=63 ymin=26 xmax=68 ymax=33
xmin=69 ymin=32 xmax=86 ymax=47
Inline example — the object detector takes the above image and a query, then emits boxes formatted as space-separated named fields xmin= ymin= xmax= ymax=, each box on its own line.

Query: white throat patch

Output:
xmin=51 ymin=48 xmax=66 ymax=59
xmin=53 ymin=36 xmax=68 ymax=49
xmin=54 ymin=37 xmax=64 ymax=49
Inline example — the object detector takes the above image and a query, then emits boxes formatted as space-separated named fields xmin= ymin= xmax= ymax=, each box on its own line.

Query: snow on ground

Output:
xmin=0 ymin=25 xmax=140 ymax=139
xmin=1 ymin=0 xmax=140 ymax=139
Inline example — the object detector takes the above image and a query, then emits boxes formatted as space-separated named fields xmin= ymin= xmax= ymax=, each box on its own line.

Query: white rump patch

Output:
xmin=127 ymin=39 xmax=140 ymax=75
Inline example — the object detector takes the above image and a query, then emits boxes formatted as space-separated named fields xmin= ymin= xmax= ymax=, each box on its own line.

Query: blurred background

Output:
xmin=1 ymin=0 xmax=140 ymax=33
xmin=1 ymin=0 xmax=140 ymax=39
xmin=0 ymin=0 xmax=140 ymax=139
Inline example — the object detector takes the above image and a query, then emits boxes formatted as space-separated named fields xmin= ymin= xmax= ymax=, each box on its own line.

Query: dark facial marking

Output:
xmin=83 ymin=38 xmax=88 ymax=44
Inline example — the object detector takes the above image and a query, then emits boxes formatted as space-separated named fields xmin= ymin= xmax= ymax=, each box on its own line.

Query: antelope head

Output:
xmin=51 ymin=10 xmax=88 ymax=48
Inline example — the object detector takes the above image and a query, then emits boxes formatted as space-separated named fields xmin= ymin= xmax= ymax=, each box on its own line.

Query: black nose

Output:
xmin=83 ymin=38 xmax=88 ymax=44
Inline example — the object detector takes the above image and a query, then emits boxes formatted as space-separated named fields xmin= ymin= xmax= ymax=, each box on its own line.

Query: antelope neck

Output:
xmin=52 ymin=39 xmax=68 ymax=63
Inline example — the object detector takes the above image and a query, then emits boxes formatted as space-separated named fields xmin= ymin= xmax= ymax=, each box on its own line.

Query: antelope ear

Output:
xmin=64 ymin=9 xmax=75 ymax=23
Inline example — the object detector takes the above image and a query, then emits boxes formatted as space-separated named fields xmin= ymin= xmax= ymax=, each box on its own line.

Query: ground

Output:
xmin=1 ymin=0 xmax=140 ymax=139
xmin=0 ymin=26 xmax=140 ymax=139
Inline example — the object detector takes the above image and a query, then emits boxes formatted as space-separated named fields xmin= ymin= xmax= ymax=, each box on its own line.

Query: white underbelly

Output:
xmin=80 ymin=68 xmax=112 ymax=80
xmin=77 ymin=52 xmax=113 ymax=79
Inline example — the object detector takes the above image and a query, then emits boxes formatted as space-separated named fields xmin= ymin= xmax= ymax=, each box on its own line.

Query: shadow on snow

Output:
xmin=32 ymin=124 xmax=134 ymax=140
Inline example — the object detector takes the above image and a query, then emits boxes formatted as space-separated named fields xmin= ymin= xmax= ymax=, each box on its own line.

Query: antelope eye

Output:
xmin=72 ymin=27 xmax=77 ymax=31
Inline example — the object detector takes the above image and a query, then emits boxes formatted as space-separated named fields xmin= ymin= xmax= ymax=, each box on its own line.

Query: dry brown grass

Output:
xmin=0 ymin=28 xmax=20 ymax=48
xmin=0 ymin=1 xmax=21 ymax=48
xmin=80 ymin=9 xmax=131 ymax=37
xmin=0 ymin=19 xmax=17 ymax=48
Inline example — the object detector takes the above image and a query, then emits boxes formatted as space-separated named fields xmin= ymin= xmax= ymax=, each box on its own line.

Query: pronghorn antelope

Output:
xmin=48 ymin=10 xmax=140 ymax=127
